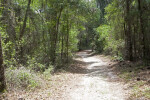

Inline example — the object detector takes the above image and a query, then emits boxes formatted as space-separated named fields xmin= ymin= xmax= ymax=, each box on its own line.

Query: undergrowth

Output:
xmin=131 ymin=81 xmax=150 ymax=99
xmin=5 ymin=59 xmax=54 ymax=91
xmin=5 ymin=67 xmax=41 ymax=90
xmin=117 ymin=62 xmax=150 ymax=99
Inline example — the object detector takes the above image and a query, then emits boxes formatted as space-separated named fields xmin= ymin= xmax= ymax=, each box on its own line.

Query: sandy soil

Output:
xmin=68 ymin=50 xmax=130 ymax=100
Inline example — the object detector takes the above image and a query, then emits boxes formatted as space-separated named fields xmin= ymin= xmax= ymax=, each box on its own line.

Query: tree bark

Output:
xmin=0 ymin=33 xmax=6 ymax=92
xmin=19 ymin=0 xmax=31 ymax=40
xmin=125 ymin=0 xmax=133 ymax=61
xmin=66 ymin=16 xmax=69 ymax=63
xmin=18 ymin=0 xmax=31 ymax=63
xmin=61 ymin=26 xmax=64 ymax=61
xmin=138 ymin=0 xmax=146 ymax=60
xmin=50 ymin=7 xmax=63 ymax=64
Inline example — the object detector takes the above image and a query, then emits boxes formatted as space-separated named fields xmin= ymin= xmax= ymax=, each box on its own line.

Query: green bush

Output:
xmin=43 ymin=65 xmax=54 ymax=79
xmin=27 ymin=57 xmax=46 ymax=72
xmin=95 ymin=24 xmax=125 ymax=60
xmin=5 ymin=67 xmax=40 ymax=90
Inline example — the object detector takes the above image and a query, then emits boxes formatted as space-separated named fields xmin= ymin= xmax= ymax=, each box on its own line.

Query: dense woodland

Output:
xmin=0 ymin=0 xmax=150 ymax=95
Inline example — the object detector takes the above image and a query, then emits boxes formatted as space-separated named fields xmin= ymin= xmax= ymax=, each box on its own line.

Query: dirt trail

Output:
xmin=2 ymin=50 xmax=130 ymax=100
xmin=68 ymin=50 xmax=129 ymax=100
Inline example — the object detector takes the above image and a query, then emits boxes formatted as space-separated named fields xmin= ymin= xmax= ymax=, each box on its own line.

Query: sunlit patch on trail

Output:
xmin=70 ymin=51 xmax=129 ymax=100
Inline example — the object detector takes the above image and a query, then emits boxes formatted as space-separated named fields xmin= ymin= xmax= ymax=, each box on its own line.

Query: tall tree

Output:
xmin=18 ymin=0 xmax=32 ymax=63
xmin=138 ymin=0 xmax=145 ymax=60
xmin=125 ymin=0 xmax=132 ymax=61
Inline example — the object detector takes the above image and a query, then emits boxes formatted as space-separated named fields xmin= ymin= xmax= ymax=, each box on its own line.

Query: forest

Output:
xmin=0 ymin=0 xmax=150 ymax=99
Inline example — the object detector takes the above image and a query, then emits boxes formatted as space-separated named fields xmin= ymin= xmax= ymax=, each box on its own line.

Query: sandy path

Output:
xmin=69 ymin=50 xmax=129 ymax=100
xmin=1 ymin=50 xmax=130 ymax=100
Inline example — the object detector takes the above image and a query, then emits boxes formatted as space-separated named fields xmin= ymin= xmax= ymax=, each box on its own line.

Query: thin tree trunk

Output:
xmin=18 ymin=0 xmax=31 ymax=63
xmin=19 ymin=0 xmax=31 ymax=40
xmin=61 ymin=27 xmax=64 ymax=61
xmin=66 ymin=18 xmax=69 ymax=63
xmin=133 ymin=24 xmax=137 ymax=60
xmin=138 ymin=0 xmax=146 ymax=60
xmin=50 ymin=7 xmax=63 ymax=64
xmin=1 ymin=0 xmax=17 ymax=60
xmin=125 ymin=0 xmax=133 ymax=61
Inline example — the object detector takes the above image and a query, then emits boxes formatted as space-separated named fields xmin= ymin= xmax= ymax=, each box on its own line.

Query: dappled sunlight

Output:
xmin=69 ymin=51 xmax=129 ymax=100
xmin=0 ymin=0 xmax=149 ymax=99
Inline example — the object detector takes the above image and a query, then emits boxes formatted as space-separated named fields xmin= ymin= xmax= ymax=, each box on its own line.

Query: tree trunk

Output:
xmin=138 ymin=0 xmax=146 ymax=61
xmin=18 ymin=0 xmax=31 ymax=63
xmin=66 ymin=17 xmax=69 ymax=63
xmin=125 ymin=0 xmax=133 ymax=61
xmin=50 ymin=7 xmax=63 ymax=64
xmin=61 ymin=26 xmax=64 ymax=62
xmin=133 ymin=24 xmax=137 ymax=60
xmin=0 ymin=33 xmax=6 ymax=92
xmin=19 ymin=0 xmax=31 ymax=40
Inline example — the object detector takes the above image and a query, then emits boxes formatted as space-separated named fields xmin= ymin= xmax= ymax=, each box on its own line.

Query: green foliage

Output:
xmin=69 ymin=28 xmax=79 ymax=51
xmin=0 ymin=0 xmax=98 ymax=92
xmin=1 ymin=33 xmax=16 ymax=61
xmin=5 ymin=67 xmax=40 ymax=90
xmin=94 ymin=24 xmax=125 ymax=60
xmin=94 ymin=25 xmax=110 ymax=52
xmin=43 ymin=66 xmax=53 ymax=78
xmin=27 ymin=57 xmax=46 ymax=72
xmin=0 ymin=0 xmax=101 ymax=69
xmin=132 ymin=81 xmax=150 ymax=99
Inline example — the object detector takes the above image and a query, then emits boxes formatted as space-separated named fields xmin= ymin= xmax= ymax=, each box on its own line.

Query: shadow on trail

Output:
xmin=67 ymin=50 xmax=130 ymax=100
xmin=61 ymin=50 xmax=149 ymax=100
xmin=66 ymin=60 xmax=88 ymax=74
xmin=64 ymin=50 xmax=122 ymax=83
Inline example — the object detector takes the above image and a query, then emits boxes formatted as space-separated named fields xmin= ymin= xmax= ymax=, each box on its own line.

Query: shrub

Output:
xmin=43 ymin=65 xmax=54 ymax=78
xmin=5 ymin=67 xmax=41 ymax=90
xmin=27 ymin=57 xmax=46 ymax=72
xmin=95 ymin=24 xmax=125 ymax=59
